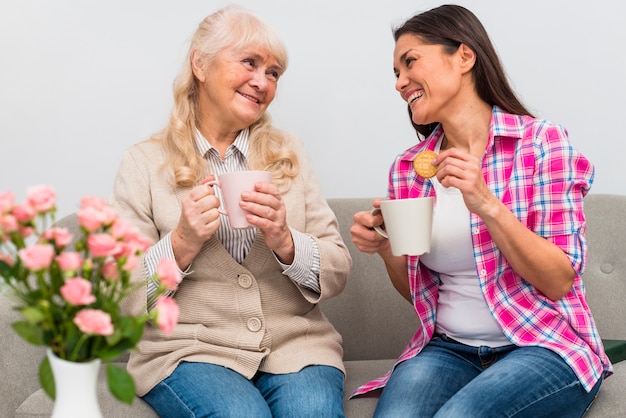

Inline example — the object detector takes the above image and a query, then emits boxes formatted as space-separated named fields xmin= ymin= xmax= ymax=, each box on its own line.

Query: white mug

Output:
xmin=207 ymin=170 xmax=272 ymax=229
xmin=371 ymin=197 xmax=433 ymax=256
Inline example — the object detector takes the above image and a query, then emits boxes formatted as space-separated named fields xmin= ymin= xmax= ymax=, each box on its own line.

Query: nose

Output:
xmin=250 ymin=69 xmax=269 ymax=91
xmin=395 ymin=71 xmax=408 ymax=94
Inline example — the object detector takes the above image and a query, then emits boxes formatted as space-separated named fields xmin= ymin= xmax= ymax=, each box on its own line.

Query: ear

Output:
xmin=191 ymin=49 xmax=206 ymax=82
xmin=457 ymin=43 xmax=476 ymax=74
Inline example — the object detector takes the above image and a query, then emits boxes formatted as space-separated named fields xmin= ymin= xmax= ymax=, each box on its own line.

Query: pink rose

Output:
xmin=116 ymin=233 xmax=151 ymax=256
xmin=121 ymin=253 xmax=139 ymax=272
xmin=18 ymin=225 xmax=34 ymax=238
xmin=0 ymin=214 xmax=18 ymax=233
xmin=101 ymin=260 xmax=120 ymax=281
xmin=61 ymin=277 xmax=96 ymax=305
xmin=26 ymin=185 xmax=56 ymax=213
xmin=43 ymin=227 xmax=73 ymax=248
xmin=155 ymin=297 xmax=179 ymax=334
xmin=114 ymin=242 xmax=143 ymax=271
xmin=87 ymin=233 xmax=121 ymax=258
xmin=18 ymin=244 xmax=55 ymax=270
xmin=80 ymin=196 xmax=108 ymax=211
xmin=110 ymin=218 xmax=137 ymax=241
xmin=77 ymin=206 xmax=105 ymax=232
xmin=157 ymin=258 xmax=181 ymax=291
xmin=56 ymin=251 xmax=82 ymax=272
xmin=78 ymin=197 xmax=117 ymax=230
xmin=0 ymin=253 xmax=14 ymax=266
xmin=131 ymin=235 xmax=151 ymax=254
xmin=73 ymin=309 xmax=114 ymax=336
xmin=12 ymin=203 xmax=36 ymax=223
xmin=0 ymin=190 xmax=14 ymax=213
xmin=98 ymin=206 xmax=118 ymax=226
xmin=114 ymin=241 xmax=133 ymax=259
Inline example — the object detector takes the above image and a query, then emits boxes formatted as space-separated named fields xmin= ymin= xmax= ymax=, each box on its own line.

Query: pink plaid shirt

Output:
xmin=351 ymin=106 xmax=612 ymax=397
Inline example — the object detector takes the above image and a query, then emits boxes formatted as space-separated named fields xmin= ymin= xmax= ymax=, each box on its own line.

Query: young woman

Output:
xmin=350 ymin=5 xmax=611 ymax=417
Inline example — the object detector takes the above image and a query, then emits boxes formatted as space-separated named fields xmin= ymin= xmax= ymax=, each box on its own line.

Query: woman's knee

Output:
xmin=261 ymin=366 xmax=345 ymax=417
xmin=144 ymin=363 xmax=272 ymax=417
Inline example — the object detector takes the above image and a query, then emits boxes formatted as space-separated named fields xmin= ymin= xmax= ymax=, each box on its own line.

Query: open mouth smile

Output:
xmin=238 ymin=91 xmax=260 ymax=104
xmin=407 ymin=90 xmax=424 ymax=106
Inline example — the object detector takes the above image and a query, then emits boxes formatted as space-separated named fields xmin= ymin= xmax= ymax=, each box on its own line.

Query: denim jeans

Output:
xmin=142 ymin=361 xmax=345 ymax=418
xmin=374 ymin=335 xmax=602 ymax=418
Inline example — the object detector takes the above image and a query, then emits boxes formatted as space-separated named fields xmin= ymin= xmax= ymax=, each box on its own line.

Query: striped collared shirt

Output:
xmin=145 ymin=129 xmax=321 ymax=304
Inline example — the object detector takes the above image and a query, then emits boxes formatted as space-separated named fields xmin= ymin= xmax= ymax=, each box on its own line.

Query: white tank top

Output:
xmin=419 ymin=143 xmax=509 ymax=347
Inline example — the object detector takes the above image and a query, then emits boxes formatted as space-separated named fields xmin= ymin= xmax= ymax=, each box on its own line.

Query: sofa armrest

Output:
xmin=603 ymin=339 xmax=626 ymax=364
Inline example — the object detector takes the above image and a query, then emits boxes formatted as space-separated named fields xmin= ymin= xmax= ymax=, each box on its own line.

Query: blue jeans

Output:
xmin=374 ymin=335 xmax=602 ymax=418
xmin=142 ymin=361 xmax=345 ymax=417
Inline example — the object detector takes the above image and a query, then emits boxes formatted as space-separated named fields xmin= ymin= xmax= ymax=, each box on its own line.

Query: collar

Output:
xmin=399 ymin=106 xmax=525 ymax=163
xmin=194 ymin=128 xmax=250 ymax=158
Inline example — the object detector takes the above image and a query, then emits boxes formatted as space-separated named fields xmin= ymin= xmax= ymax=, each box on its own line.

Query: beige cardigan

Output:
xmin=111 ymin=137 xmax=352 ymax=396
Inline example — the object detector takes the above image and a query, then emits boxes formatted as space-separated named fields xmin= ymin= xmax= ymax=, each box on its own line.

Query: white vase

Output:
xmin=46 ymin=348 xmax=103 ymax=418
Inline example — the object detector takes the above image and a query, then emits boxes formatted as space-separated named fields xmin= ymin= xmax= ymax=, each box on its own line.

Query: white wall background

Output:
xmin=1 ymin=0 xmax=624 ymax=218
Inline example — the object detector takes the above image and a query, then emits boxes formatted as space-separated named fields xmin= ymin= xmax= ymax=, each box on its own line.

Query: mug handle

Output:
xmin=205 ymin=180 xmax=227 ymax=216
xmin=370 ymin=207 xmax=388 ymax=239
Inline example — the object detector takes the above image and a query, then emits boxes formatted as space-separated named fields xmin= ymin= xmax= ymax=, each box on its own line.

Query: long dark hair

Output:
xmin=394 ymin=4 xmax=533 ymax=137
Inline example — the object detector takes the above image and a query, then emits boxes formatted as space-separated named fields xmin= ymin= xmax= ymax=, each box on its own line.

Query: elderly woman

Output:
xmin=111 ymin=5 xmax=351 ymax=417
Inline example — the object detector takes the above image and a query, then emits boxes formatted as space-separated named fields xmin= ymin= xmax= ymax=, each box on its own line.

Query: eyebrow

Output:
xmin=393 ymin=50 xmax=412 ymax=74
xmin=241 ymin=49 xmax=284 ymax=73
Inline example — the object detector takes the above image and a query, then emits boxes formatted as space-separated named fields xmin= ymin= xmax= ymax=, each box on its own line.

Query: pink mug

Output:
xmin=207 ymin=170 xmax=273 ymax=229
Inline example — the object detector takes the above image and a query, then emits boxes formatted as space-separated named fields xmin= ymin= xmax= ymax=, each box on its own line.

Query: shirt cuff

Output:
xmin=145 ymin=232 xmax=192 ymax=308
xmin=276 ymin=228 xmax=321 ymax=293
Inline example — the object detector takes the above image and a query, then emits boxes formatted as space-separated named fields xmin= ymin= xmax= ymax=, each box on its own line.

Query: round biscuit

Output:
xmin=413 ymin=150 xmax=438 ymax=178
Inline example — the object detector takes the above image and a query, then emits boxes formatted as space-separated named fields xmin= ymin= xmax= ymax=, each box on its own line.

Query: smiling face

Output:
xmin=193 ymin=45 xmax=284 ymax=133
xmin=393 ymin=34 xmax=467 ymax=127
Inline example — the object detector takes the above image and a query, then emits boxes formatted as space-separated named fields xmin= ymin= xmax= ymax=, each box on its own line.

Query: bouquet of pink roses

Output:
xmin=0 ymin=185 xmax=180 ymax=405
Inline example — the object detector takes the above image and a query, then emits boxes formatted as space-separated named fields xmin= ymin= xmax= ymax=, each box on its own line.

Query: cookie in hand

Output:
xmin=413 ymin=150 xmax=438 ymax=178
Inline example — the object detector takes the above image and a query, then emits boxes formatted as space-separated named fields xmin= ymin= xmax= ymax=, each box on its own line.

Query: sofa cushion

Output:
xmin=322 ymin=198 xmax=419 ymax=362
xmin=15 ymin=359 xmax=394 ymax=418
xmin=344 ymin=359 xmax=393 ymax=416
xmin=585 ymin=361 xmax=626 ymax=417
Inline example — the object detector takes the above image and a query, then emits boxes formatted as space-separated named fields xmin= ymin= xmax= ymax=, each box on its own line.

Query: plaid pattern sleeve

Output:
xmin=350 ymin=107 xmax=610 ymax=398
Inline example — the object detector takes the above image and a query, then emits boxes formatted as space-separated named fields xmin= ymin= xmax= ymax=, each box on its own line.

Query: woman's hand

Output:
xmin=350 ymin=198 xmax=391 ymax=255
xmin=171 ymin=176 xmax=222 ymax=269
xmin=240 ymin=181 xmax=295 ymax=264
xmin=433 ymin=147 xmax=575 ymax=300
xmin=433 ymin=148 xmax=496 ymax=216
xmin=350 ymin=198 xmax=412 ymax=302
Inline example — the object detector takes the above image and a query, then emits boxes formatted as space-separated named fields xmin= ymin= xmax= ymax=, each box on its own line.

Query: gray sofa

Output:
xmin=2 ymin=195 xmax=625 ymax=417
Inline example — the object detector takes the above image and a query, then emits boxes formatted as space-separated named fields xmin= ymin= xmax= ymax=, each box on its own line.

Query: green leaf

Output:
xmin=39 ymin=357 xmax=56 ymax=400
xmin=96 ymin=346 xmax=125 ymax=362
xmin=122 ymin=316 xmax=145 ymax=343
xmin=20 ymin=306 xmax=46 ymax=323
xmin=0 ymin=259 xmax=14 ymax=276
xmin=105 ymin=324 xmax=124 ymax=347
xmin=106 ymin=363 xmax=135 ymax=405
xmin=11 ymin=321 xmax=45 ymax=346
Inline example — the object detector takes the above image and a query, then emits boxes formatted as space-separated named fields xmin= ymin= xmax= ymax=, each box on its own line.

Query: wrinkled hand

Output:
xmin=433 ymin=148 xmax=495 ymax=215
xmin=349 ymin=198 xmax=391 ymax=255
xmin=174 ymin=176 xmax=221 ymax=251
xmin=240 ymin=181 xmax=294 ymax=264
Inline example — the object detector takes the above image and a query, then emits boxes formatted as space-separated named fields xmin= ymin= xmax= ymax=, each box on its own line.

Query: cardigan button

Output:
xmin=247 ymin=317 xmax=262 ymax=332
xmin=238 ymin=274 xmax=253 ymax=289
